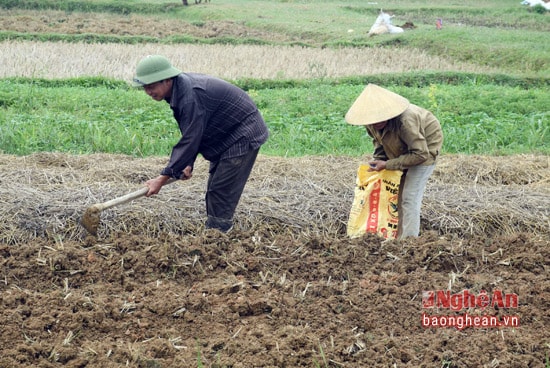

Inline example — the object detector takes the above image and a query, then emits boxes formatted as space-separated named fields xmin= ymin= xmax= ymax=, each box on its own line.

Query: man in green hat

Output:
xmin=133 ymin=55 xmax=269 ymax=232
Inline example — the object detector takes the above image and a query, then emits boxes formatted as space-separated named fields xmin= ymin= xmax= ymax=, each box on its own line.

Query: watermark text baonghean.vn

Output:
xmin=421 ymin=289 xmax=519 ymax=330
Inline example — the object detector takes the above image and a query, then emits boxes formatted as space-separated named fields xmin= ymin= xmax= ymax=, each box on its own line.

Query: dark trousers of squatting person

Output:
xmin=205 ymin=148 xmax=260 ymax=232
xmin=397 ymin=163 xmax=435 ymax=239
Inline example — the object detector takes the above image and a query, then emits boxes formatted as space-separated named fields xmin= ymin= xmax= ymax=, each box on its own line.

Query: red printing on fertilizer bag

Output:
xmin=366 ymin=179 xmax=381 ymax=234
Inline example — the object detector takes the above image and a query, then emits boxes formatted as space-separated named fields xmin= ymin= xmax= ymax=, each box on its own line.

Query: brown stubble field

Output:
xmin=1 ymin=8 xmax=549 ymax=368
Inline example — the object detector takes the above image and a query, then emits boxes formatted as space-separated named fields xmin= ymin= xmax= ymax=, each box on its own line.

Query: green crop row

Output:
xmin=1 ymin=74 xmax=548 ymax=157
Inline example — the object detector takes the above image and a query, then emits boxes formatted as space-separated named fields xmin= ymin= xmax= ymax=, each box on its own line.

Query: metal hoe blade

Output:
xmin=80 ymin=205 xmax=101 ymax=236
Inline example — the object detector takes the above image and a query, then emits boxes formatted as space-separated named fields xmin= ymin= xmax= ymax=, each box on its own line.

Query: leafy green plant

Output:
xmin=531 ymin=4 xmax=549 ymax=14
xmin=0 ymin=76 xmax=548 ymax=156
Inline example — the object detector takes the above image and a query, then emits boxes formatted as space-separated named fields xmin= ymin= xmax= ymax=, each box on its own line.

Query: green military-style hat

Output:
xmin=132 ymin=55 xmax=182 ymax=87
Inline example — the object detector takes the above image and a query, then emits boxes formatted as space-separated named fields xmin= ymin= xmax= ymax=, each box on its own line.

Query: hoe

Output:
xmin=81 ymin=179 xmax=176 ymax=236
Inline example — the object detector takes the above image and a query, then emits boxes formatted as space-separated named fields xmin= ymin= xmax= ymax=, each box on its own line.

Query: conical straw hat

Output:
xmin=345 ymin=84 xmax=410 ymax=125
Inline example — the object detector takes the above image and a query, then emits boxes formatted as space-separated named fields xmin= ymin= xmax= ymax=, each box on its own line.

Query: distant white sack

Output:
xmin=520 ymin=0 xmax=550 ymax=10
xmin=368 ymin=11 xmax=404 ymax=36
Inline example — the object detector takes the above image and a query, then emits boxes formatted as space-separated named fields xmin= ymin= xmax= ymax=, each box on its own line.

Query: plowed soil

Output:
xmin=0 ymin=10 xmax=300 ymax=43
xmin=0 ymin=153 xmax=548 ymax=368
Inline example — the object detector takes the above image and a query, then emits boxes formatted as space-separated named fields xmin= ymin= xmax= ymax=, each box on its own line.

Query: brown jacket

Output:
xmin=367 ymin=104 xmax=443 ymax=170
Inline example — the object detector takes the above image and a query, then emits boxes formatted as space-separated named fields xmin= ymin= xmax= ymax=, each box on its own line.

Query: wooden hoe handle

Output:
xmin=95 ymin=178 xmax=177 ymax=211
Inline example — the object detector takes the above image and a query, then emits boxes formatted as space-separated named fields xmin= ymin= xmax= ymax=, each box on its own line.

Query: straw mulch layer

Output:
xmin=0 ymin=153 xmax=549 ymax=367
xmin=0 ymin=152 xmax=548 ymax=244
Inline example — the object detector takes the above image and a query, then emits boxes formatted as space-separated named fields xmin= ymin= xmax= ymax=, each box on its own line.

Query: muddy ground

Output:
xmin=0 ymin=153 xmax=548 ymax=368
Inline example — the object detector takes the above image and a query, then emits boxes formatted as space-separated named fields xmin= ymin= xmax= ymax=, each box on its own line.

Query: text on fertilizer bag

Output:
xmin=421 ymin=290 xmax=519 ymax=330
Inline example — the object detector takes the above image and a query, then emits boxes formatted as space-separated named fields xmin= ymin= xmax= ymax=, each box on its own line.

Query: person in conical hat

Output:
xmin=132 ymin=55 xmax=269 ymax=233
xmin=345 ymin=84 xmax=443 ymax=239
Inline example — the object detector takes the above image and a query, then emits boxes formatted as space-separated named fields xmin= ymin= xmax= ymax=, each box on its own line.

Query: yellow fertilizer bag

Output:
xmin=347 ymin=165 xmax=402 ymax=239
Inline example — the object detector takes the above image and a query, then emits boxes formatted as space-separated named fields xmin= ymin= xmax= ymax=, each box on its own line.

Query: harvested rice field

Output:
xmin=0 ymin=40 xmax=496 ymax=80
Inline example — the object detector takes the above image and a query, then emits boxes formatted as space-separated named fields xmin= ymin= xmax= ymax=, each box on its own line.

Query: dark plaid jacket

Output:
xmin=161 ymin=73 xmax=269 ymax=179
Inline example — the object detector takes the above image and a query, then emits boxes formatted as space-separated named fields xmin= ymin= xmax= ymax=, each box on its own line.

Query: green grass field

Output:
xmin=0 ymin=0 xmax=548 ymax=156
